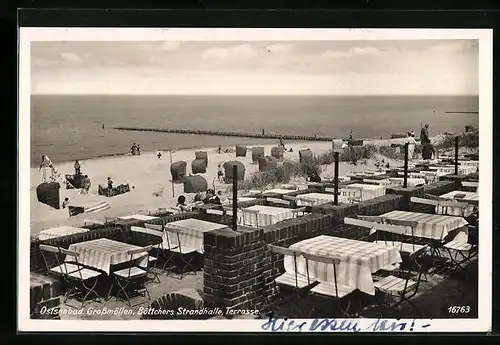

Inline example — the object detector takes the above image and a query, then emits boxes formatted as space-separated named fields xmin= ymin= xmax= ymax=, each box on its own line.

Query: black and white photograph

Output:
xmin=18 ymin=28 xmax=492 ymax=332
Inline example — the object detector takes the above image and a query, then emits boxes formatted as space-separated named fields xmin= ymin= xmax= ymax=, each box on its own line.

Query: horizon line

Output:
xmin=30 ymin=93 xmax=480 ymax=97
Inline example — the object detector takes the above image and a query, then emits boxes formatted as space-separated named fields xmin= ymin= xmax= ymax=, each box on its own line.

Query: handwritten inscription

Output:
xmin=261 ymin=313 xmax=427 ymax=333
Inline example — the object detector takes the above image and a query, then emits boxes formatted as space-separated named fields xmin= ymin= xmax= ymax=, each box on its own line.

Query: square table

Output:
xmin=164 ymin=218 xmax=228 ymax=254
xmin=285 ymin=235 xmax=402 ymax=295
xmin=379 ymin=210 xmax=469 ymax=241
xmin=388 ymin=177 xmax=426 ymax=187
xmin=343 ymin=183 xmax=386 ymax=201
xmin=241 ymin=205 xmax=294 ymax=227
xmin=117 ymin=214 xmax=159 ymax=221
xmin=440 ymin=190 xmax=478 ymax=202
xmin=296 ymin=193 xmax=339 ymax=207
xmin=38 ymin=226 xmax=89 ymax=241
xmin=65 ymin=238 xmax=149 ymax=275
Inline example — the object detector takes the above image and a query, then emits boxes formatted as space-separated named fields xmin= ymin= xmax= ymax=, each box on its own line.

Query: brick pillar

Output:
xmin=386 ymin=186 xmax=425 ymax=211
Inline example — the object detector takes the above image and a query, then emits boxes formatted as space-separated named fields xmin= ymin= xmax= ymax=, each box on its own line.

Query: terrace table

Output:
xmin=440 ymin=190 xmax=478 ymax=202
xmin=262 ymin=188 xmax=296 ymax=195
xmin=164 ymin=218 xmax=228 ymax=254
xmin=38 ymin=226 xmax=89 ymax=241
xmin=227 ymin=197 xmax=257 ymax=203
xmin=241 ymin=205 xmax=294 ymax=227
xmin=117 ymin=214 xmax=159 ymax=221
xmin=379 ymin=210 xmax=469 ymax=241
xmin=388 ymin=177 xmax=426 ymax=187
xmin=295 ymin=192 xmax=340 ymax=207
xmin=285 ymin=235 xmax=402 ymax=295
xmin=65 ymin=238 xmax=149 ymax=275
xmin=343 ymin=183 xmax=386 ymax=201
xmin=429 ymin=165 xmax=477 ymax=176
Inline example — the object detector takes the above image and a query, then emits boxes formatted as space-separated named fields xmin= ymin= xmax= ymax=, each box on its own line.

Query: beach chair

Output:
xmin=164 ymin=226 xmax=198 ymax=279
xmin=40 ymin=245 xmax=103 ymax=309
xmin=130 ymin=226 xmax=164 ymax=283
xmin=112 ymin=245 xmax=153 ymax=307
xmin=373 ymin=245 xmax=430 ymax=317
xmin=302 ymin=253 xmax=356 ymax=317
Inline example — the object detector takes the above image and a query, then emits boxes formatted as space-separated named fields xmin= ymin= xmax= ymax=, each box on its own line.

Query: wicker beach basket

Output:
xmin=251 ymin=147 xmax=265 ymax=163
xmin=195 ymin=151 xmax=208 ymax=165
xmin=191 ymin=159 xmax=207 ymax=174
xmin=170 ymin=161 xmax=187 ymax=182
xmin=183 ymin=175 xmax=208 ymax=194
xmin=236 ymin=145 xmax=247 ymax=157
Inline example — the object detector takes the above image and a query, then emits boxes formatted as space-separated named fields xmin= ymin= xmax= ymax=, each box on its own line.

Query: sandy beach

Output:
xmin=30 ymin=136 xmax=455 ymax=236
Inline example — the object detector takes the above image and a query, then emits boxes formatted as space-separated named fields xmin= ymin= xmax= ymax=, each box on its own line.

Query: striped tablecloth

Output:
xmin=429 ymin=165 xmax=477 ymax=176
xmin=164 ymin=218 xmax=228 ymax=253
xmin=38 ymin=226 xmax=89 ymax=241
xmin=459 ymin=160 xmax=479 ymax=168
xmin=379 ymin=210 xmax=469 ymax=241
xmin=344 ymin=183 xmax=386 ymax=201
xmin=440 ymin=190 xmax=479 ymax=202
xmin=241 ymin=205 xmax=294 ymax=227
xmin=285 ymin=235 xmax=402 ymax=295
xmin=117 ymin=214 xmax=159 ymax=221
xmin=65 ymin=238 xmax=149 ymax=275
xmin=296 ymin=193 xmax=339 ymax=206
xmin=389 ymin=177 xmax=426 ymax=187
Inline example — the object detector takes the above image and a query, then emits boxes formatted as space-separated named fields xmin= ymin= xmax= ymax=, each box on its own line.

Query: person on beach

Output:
xmin=38 ymin=154 xmax=55 ymax=183
xmin=157 ymin=150 xmax=162 ymax=159
xmin=204 ymin=189 xmax=221 ymax=205
xmin=406 ymin=132 xmax=418 ymax=161
xmin=217 ymin=190 xmax=229 ymax=205
xmin=194 ymin=192 xmax=204 ymax=203
xmin=420 ymin=124 xmax=430 ymax=145
xmin=349 ymin=130 xmax=353 ymax=140
xmin=217 ymin=164 xmax=224 ymax=183
xmin=176 ymin=195 xmax=190 ymax=212
xmin=62 ymin=197 xmax=70 ymax=209
xmin=309 ymin=171 xmax=322 ymax=183
xmin=137 ymin=144 xmax=141 ymax=155
xmin=131 ymin=143 xmax=137 ymax=155
xmin=218 ymin=145 xmax=222 ymax=154
xmin=107 ymin=177 xmax=113 ymax=189
xmin=279 ymin=136 xmax=285 ymax=149
xmin=74 ymin=160 xmax=81 ymax=176
xmin=102 ymin=124 xmax=105 ymax=129
xmin=81 ymin=175 xmax=91 ymax=194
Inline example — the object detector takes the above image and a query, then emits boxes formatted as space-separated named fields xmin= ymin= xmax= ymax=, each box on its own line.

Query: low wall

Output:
xmin=202 ymin=213 xmax=332 ymax=311
xmin=386 ymin=185 xmax=425 ymax=211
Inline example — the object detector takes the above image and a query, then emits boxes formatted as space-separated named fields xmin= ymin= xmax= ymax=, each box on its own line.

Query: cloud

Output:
xmin=201 ymin=44 xmax=258 ymax=60
xmin=60 ymin=52 xmax=82 ymax=63
xmin=321 ymin=46 xmax=382 ymax=59
xmin=32 ymin=58 xmax=58 ymax=67
xmin=160 ymin=42 xmax=180 ymax=51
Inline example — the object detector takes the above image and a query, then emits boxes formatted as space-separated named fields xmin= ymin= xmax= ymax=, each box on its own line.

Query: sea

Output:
xmin=30 ymin=95 xmax=479 ymax=167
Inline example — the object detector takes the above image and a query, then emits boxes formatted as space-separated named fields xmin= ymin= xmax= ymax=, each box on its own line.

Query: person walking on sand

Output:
xmin=406 ymin=131 xmax=418 ymax=161
xmin=131 ymin=143 xmax=136 ymax=155
xmin=38 ymin=154 xmax=55 ymax=183
xmin=107 ymin=177 xmax=113 ymax=190
xmin=218 ymin=145 xmax=222 ymax=154
xmin=137 ymin=144 xmax=141 ymax=155
xmin=81 ymin=175 xmax=91 ymax=194
xmin=74 ymin=160 xmax=81 ymax=176
xmin=157 ymin=150 xmax=162 ymax=159
xmin=420 ymin=124 xmax=430 ymax=145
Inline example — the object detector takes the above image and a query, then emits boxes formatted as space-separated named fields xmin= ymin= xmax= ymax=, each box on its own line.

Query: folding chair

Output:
xmin=382 ymin=219 xmax=426 ymax=255
xmin=112 ymin=245 xmax=153 ymax=307
xmin=266 ymin=245 xmax=315 ymax=313
xmin=131 ymin=226 xmax=164 ymax=283
xmin=39 ymin=244 xmax=80 ymax=276
xmin=373 ymin=245 xmax=430 ymax=317
xmin=39 ymin=245 xmax=104 ymax=309
xmin=441 ymin=234 xmax=478 ymax=277
xmin=164 ymin=227 xmax=198 ymax=279
xmin=302 ymin=253 xmax=356 ymax=317
xmin=241 ymin=208 xmax=260 ymax=227
xmin=291 ymin=207 xmax=307 ymax=218
xmin=145 ymin=223 xmax=179 ymax=273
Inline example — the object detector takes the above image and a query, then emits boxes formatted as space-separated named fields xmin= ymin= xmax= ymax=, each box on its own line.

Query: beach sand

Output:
xmin=28 ymin=138 xmax=419 ymax=236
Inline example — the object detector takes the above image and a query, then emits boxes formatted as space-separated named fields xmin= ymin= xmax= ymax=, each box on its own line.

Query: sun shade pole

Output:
xmin=232 ymin=164 xmax=238 ymax=231
xmin=334 ymin=151 xmax=339 ymax=206
xmin=403 ymin=143 xmax=409 ymax=188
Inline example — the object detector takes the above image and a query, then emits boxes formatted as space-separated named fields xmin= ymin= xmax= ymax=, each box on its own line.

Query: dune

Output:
xmin=28 ymin=136 xmax=449 ymax=236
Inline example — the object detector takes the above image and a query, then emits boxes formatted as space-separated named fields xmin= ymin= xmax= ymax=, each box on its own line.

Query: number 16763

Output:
xmin=448 ymin=306 xmax=470 ymax=314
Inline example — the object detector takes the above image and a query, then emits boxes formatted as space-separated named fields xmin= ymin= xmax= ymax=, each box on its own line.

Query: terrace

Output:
xmin=30 ymin=155 xmax=480 ymax=321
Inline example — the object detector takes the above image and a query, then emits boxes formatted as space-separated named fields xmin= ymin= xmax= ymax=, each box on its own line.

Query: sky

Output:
xmin=31 ymin=40 xmax=479 ymax=95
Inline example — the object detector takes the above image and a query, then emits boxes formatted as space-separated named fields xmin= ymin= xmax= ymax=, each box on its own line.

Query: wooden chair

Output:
xmin=130 ymin=226 xmax=164 ymax=283
xmin=373 ymin=245 xmax=430 ymax=317
xmin=302 ymin=253 xmax=356 ymax=317
xmin=145 ymin=223 xmax=179 ymax=273
xmin=164 ymin=226 xmax=198 ymax=279
xmin=39 ymin=245 xmax=104 ymax=309
xmin=112 ymin=245 xmax=153 ymax=307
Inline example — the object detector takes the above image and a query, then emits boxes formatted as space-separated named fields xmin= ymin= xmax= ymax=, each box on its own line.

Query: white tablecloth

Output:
xmin=118 ymin=214 xmax=159 ymax=221
xmin=379 ymin=210 xmax=469 ymax=241
xmin=39 ymin=226 xmax=89 ymax=241
xmin=263 ymin=188 xmax=295 ymax=195
xmin=65 ymin=238 xmax=148 ymax=275
xmin=241 ymin=205 xmax=294 ymax=227
xmin=285 ymin=235 xmax=402 ymax=295
xmin=164 ymin=218 xmax=228 ymax=253
xmin=343 ymin=183 xmax=386 ymax=201
xmin=429 ymin=165 xmax=477 ymax=176
xmin=296 ymin=193 xmax=339 ymax=206
xmin=389 ymin=177 xmax=426 ymax=187
xmin=440 ymin=190 xmax=479 ymax=202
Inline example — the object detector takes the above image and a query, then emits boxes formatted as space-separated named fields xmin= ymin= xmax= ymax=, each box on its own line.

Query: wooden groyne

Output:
xmin=113 ymin=127 xmax=340 ymax=142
